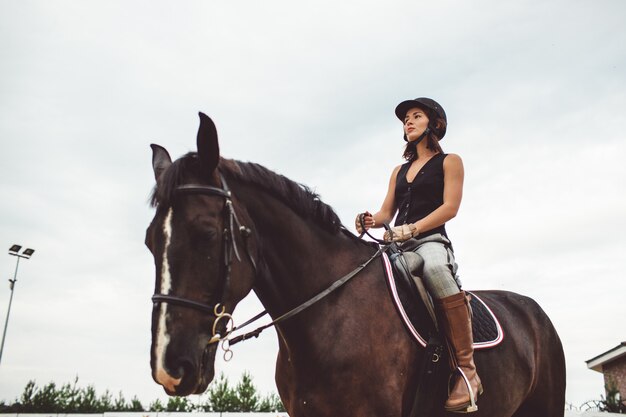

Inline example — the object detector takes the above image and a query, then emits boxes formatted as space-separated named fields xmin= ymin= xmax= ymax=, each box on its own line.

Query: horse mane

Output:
xmin=221 ymin=158 xmax=343 ymax=234
xmin=150 ymin=154 xmax=355 ymax=237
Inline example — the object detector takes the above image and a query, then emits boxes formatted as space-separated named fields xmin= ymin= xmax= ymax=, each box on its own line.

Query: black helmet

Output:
xmin=395 ymin=97 xmax=447 ymax=140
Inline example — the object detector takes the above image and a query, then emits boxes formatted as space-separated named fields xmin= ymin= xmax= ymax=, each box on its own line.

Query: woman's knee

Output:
xmin=423 ymin=262 xmax=453 ymax=281
xmin=422 ymin=262 xmax=460 ymax=299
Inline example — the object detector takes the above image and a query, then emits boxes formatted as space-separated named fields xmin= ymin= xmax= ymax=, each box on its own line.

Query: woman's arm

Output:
xmin=356 ymin=165 xmax=401 ymax=231
xmin=413 ymin=153 xmax=464 ymax=234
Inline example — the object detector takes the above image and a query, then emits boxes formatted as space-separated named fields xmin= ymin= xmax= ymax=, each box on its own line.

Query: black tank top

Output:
xmin=394 ymin=153 xmax=448 ymax=239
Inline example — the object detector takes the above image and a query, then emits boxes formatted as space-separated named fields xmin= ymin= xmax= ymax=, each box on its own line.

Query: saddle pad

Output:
xmin=382 ymin=252 xmax=504 ymax=349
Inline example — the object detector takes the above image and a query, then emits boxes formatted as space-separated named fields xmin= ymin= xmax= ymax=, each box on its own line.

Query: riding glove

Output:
xmin=383 ymin=223 xmax=419 ymax=242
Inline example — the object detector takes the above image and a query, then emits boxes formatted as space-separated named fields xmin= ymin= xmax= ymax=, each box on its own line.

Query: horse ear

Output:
xmin=150 ymin=144 xmax=172 ymax=182
xmin=197 ymin=112 xmax=220 ymax=177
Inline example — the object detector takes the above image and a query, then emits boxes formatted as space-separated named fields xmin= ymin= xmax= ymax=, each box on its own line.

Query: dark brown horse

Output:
xmin=145 ymin=113 xmax=566 ymax=417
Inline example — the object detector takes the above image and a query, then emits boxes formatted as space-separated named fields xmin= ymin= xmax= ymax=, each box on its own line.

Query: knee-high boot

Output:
xmin=436 ymin=291 xmax=483 ymax=413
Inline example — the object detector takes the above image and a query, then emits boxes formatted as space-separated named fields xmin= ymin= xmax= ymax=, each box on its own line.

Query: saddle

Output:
xmin=384 ymin=243 xmax=503 ymax=349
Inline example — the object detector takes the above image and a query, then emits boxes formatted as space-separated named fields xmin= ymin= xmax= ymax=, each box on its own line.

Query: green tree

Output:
xmin=148 ymin=398 xmax=166 ymax=411
xmin=1 ymin=373 xmax=284 ymax=413
xmin=258 ymin=392 xmax=286 ymax=412
xmin=113 ymin=391 xmax=128 ymax=411
xmin=111 ymin=391 xmax=144 ymax=411
xmin=58 ymin=378 xmax=81 ymax=411
xmin=166 ymin=396 xmax=193 ymax=412
xmin=15 ymin=381 xmax=37 ymax=413
xmin=97 ymin=390 xmax=114 ymax=413
xmin=198 ymin=372 xmax=238 ymax=411
xmin=128 ymin=395 xmax=145 ymax=411
xmin=3 ymin=378 xmax=146 ymax=413
xmin=233 ymin=372 xmax=259 ymax=412
xmin=30 ymin=381 xmax=59 ymax=412
xmin=76 ymin=385 xmax=98 ymax=412
xmin=21 ymin=380 xmax=36 ymax=402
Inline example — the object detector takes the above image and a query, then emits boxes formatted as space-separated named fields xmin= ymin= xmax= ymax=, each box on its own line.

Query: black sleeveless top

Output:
xmin=394 ymin=153 xmax=448 ymax=239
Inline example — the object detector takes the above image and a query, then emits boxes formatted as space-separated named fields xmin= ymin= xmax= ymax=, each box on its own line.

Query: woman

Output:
xmin=355 ymin=97 xmax=482 ymax=413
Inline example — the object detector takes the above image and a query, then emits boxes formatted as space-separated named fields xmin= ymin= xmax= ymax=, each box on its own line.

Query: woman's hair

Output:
xmin=402 ymin=115 xmax=447 ymax=161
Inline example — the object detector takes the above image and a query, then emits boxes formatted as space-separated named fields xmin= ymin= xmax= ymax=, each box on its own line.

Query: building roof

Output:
xmin=586 ymin=342 xmax=626 ymax=372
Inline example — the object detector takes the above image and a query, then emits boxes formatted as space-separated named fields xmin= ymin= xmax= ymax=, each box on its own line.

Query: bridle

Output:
xmin=151 ymin=170 xmax=385 ymax=360
xmin=151 ymin=172 xmax=257 ymax=355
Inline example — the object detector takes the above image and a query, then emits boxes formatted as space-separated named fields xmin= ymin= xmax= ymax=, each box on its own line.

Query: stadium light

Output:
xmin=0 ymin=244 xmax=36 ymax=365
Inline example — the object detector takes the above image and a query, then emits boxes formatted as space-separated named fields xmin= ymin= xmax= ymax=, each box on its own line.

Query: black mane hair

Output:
xmin=150 ymin=154 xmax=344 ymax=234
xmin=228 ymin=159 xmax=348 ymax=233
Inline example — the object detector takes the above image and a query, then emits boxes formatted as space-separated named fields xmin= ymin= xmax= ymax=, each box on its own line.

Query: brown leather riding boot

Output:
xmin=437 ymin=291 xmax=483 ymax=413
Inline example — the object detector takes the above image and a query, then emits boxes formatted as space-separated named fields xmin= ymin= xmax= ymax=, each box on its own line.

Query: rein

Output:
xmin=151 ymin=172 xmax=387 ymax=360
xmin=227 ymin=245 xmax=386 ymax=346
xmin=357 ymin=213 xmax=389 ymax=244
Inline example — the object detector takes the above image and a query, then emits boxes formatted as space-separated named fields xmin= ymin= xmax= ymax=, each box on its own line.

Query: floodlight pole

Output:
xmin=0 ymin=250 xmax=30 ymax=366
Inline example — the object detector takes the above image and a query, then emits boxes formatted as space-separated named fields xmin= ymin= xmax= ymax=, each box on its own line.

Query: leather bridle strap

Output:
xmin=176 ymin=184 xmax=231 ymax=199
xmin=152 ymin=294 xmax=216 ymax=314
xmin=228 ymin=245 xmax=387 ymax=346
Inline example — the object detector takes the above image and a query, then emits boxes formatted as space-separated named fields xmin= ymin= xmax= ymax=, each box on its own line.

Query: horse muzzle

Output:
xmin=153 ymin=339 xmax=218 ymax=396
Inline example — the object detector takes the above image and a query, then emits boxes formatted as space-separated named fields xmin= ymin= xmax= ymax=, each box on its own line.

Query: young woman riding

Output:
xmin=355 ymin=97 xmax=483 ymax=413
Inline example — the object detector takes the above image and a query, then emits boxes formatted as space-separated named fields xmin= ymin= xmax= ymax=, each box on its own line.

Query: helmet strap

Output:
xmin=405 ymin=127 xmax=430 ymax=143
xmin=406 ymin=128 xmax=431 ymax=160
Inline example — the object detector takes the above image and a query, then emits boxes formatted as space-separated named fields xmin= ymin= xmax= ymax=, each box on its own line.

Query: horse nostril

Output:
xmin=171 ymin=357 xmax=195 ymax=384
xmin=172 ymin=357 xmax=201 ymax=396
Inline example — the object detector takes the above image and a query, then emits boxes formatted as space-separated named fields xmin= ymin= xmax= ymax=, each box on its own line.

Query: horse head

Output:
xmin=145 ymin=113 xmax=256 ymax=395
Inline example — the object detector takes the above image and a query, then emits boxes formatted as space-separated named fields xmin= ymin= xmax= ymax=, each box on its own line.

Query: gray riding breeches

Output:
xmin=406 ymin=233 xmax=461 ymax=299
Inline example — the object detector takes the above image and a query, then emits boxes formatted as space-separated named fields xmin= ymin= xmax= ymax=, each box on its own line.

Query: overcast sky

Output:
xmin=1 ymin=0 xmax=625 ymax=410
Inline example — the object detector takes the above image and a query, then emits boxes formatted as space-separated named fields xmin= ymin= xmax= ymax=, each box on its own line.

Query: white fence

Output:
xmin=0 ymin=414 xmax=290 ymax=417
xmin=0 ymin=414 xmax=289 ymax=417
xmin=1 ymin=412 xmax=622 ymax=417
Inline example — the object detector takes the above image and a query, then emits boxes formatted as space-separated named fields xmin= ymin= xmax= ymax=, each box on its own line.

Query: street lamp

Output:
xmin=0 ymin=244 xmax=35 ymax=365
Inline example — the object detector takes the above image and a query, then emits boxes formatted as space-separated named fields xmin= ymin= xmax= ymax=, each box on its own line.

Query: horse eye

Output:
xmin=197 ymin=227 xmax=218 ymax=241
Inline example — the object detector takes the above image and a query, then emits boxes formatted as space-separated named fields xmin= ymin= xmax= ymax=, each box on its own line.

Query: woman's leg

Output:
xmin=415 ymin=239 xmax=482 ymax=413
xmin=415 ymin=240 xmax=460 ymax=299
xmin=436 ymin=292 xmax=483 ymax=412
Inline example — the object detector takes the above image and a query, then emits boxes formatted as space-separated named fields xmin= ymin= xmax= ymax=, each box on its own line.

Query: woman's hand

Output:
xmin=383 ymin=223 xmax=419 ymax=242
xmin=355 ymin=211 xmax=375 ymax=234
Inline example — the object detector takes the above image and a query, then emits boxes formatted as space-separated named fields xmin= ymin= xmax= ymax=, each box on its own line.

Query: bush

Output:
xmin=1 ymin=373 xmax=285 ymax=413
xmin=197 ymin=372 xmax=285 ymax=412
xmin=1 ymin=377 xmax=146 ymax=413
xmin=600 ymin=379 xmax=626 ymax=414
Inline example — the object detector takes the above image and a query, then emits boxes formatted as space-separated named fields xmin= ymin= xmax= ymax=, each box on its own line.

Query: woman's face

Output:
xmin=403 ymin=107 xmax=430 ymax=142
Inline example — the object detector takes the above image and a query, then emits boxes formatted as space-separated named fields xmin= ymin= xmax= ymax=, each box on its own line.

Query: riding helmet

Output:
xmin=395 ymin=97 xmax=447 ymax=140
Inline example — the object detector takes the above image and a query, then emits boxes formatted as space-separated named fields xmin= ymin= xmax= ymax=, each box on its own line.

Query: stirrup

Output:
xmin=446 ymin=367 xmax=481 ymax=413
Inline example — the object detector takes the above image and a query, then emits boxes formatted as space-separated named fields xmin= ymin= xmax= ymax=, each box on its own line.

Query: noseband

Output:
xmin=151 ymin=172 xmax=257 ymax=349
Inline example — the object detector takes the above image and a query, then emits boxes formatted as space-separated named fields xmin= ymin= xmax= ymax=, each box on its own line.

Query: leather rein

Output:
xmin=151 ymin=172 xmax=386 ymax=360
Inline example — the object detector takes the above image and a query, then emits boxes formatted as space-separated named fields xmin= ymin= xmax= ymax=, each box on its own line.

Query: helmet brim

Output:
xmin=395 ymin=100 xmax=430 ymax=122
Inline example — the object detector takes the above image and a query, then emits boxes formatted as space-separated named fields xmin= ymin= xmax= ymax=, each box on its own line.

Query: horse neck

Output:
xmin=233 ymin=182 xmax=374 ymax=319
